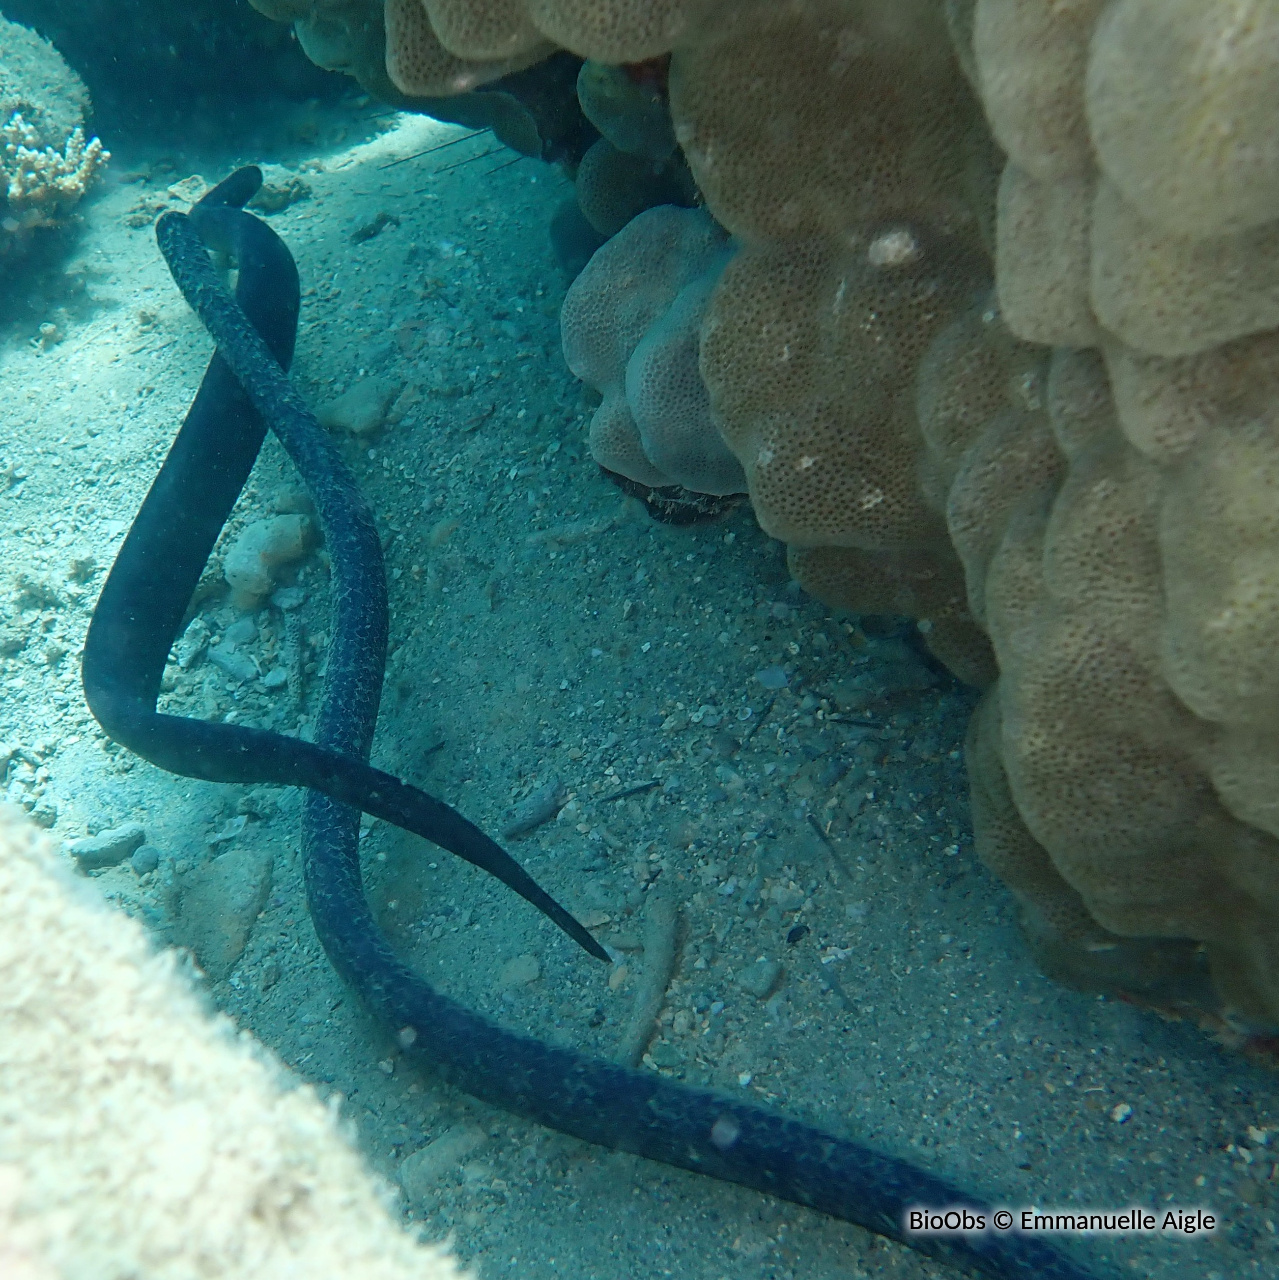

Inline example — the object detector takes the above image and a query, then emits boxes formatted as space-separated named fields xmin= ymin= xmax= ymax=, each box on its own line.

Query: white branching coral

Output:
xmin=1 ymin=112 xmax=108 ymax=223
xmin=0 ymin=14 xmax=106 ymax=256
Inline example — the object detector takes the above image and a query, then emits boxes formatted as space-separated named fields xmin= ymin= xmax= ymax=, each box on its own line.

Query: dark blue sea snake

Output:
xmin=81 ymin=167 xmax=1105 ymax=1280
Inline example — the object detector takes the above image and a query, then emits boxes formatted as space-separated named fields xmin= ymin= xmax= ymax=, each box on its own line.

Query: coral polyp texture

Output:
xmin=561 ymin=204 xmax=744 ymax=495
xmin=949 ymin=0 xmax=1279 ymax=1027
xmin=384 ymin=0 xmax=552 ymax=96
xmin=677 ymin=1 xmax=996 ymax=684
xmin=0 ymin=808 xmax=464 ymax=1280
xmin=0 ymin=15 xmax=107 ymax=263
xmin=269 ymin=0 xmax=1279 ymax=1031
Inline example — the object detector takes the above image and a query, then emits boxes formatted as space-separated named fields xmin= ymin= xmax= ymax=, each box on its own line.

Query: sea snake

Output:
xmin=83 ymin=167 xmax=1104 ymax=1280
xmin=82 ymin=168 xmax=604 ymax=964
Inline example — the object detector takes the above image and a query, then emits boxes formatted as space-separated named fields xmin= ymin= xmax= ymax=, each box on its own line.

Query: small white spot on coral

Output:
xmin=796 ymin=455 xmax=818 ymax=470
xmin=756 ymin=447 xmax=775 ymax=467
xmin=858 ymin=488 xmax=886 ymax=509
xmin=868 ymin=228 xmax=920 ymax=268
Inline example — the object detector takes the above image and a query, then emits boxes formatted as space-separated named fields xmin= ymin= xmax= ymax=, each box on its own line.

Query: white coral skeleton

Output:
xmin=1 ymin=112 xmax=109 ymax=222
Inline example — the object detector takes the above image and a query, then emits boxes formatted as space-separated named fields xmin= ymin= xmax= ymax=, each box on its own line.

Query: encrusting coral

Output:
xmin=0 ymin=15 xmax=108 ymax=262
xmin=253 ymin=0 xmax=1279 ymax=1033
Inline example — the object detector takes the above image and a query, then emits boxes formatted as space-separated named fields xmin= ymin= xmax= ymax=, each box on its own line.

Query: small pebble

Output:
xmin=173 ymin=844 xmax=274 ymax=980
xmin=130 ymin=844 xmax=160 ymax=876
xmin=770 ymin=884 xmax=805 ymax=911
xmin=223 ymin=617 xmax=258 ymax=647
xmin=738 ymin=958 xmax=783 ymax=999
xmin=207 ymin=648 xmax=257 ymax=683
xmin=271 ymin=585 xmax=306 ymax=610
xmin=498 ymin=953 xmax=541 ymax=987
xmin=208 ymin=814 xmax=248 ymax=845
xmin=646 ymin=1042 xmax=681 ymax=1069
xmin=223 ymin=515 xmax=314 ymax=607
xmin=399 ymin=1126 xmax=485 ymax=1204
xmin=28 ymin=798 xmax=57 ymax=829
xmin=317 ymin=378 xmax=398 ymax=436
xmin=67 ymin=821 xmax=146 ymax=871
xmin=174 ymin=619 xmax=210 ymax=669
xmin=502 ymin=778 xmax=565 ymax=838
xmin=755 ymin=665 xmax=789 ymax=690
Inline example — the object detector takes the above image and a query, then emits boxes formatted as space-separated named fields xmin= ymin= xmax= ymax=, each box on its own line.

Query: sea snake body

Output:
xmin=82 ymin=168 xmax=1105 ymax=1280
xmin=83 ymin=170 xmax=603 ymax=963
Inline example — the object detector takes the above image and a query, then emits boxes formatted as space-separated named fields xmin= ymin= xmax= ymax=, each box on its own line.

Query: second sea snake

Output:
xmin=86 ymin=167 xmax=1105 ymax=1280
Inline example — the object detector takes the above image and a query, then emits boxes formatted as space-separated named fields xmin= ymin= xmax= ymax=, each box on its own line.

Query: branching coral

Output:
xmin=2 ymin=114 xmax=107 ymax=221
xmin=0 ymin=15 xmax=107 ymax=258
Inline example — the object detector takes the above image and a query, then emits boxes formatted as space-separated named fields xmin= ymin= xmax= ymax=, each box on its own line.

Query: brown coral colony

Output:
xmin=285 ymin=0 xmax=1279 ymax=1038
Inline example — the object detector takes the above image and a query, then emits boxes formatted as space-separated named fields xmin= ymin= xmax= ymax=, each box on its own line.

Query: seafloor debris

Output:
xmin=502 ymin=776 xmax=565 ymax=838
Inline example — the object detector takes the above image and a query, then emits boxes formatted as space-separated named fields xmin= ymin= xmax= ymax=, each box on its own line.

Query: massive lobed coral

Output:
xmin=561 ymin=204 xmax=743 ymax=495
xmin=674 ymin=0 xmax=998 ymax=686
xmin=0 ymin=805 xmax=464 ymax=1279
xmin=935 ymin=0 xmax=1279 ymax=1029
xmin=273 ymin=0 xmax=1279 ymax=1031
